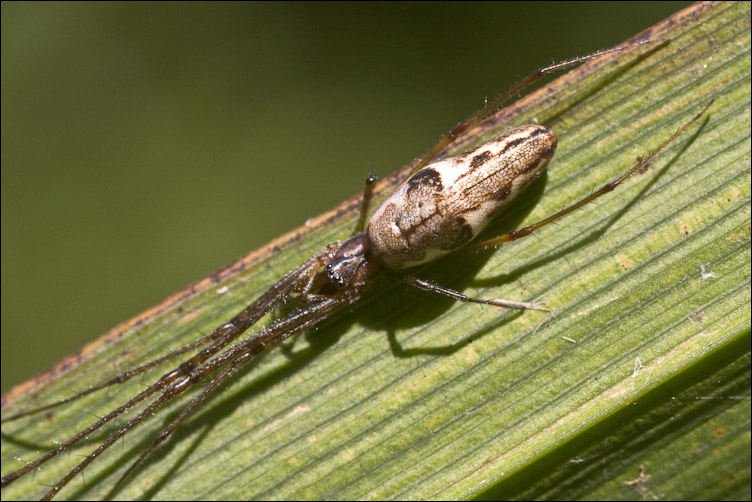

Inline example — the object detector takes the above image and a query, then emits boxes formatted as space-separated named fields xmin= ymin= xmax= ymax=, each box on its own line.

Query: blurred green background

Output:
xmin=1 ymin=2 xmax=688 ymax=393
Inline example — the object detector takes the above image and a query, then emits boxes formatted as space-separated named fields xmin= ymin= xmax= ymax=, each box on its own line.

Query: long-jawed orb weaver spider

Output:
xmin=1 ymin=39 xmax=713 ymax=500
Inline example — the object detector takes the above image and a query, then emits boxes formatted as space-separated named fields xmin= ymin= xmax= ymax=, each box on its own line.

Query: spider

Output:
xmin=1 ymin=40 xmax=712 ymax=500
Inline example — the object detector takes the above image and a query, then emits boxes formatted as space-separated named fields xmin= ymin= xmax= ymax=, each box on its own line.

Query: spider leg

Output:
xmin=105 ymin=295 xmax=351 ymax=499
xmin=355 ymin=174 xmax=378 ymax=234
xmin=3 ymin=246 xmax=340 ymax=424
xmin=33 ymin=295 xmax=350 ymax=500
xmin=1 ymin=243 xmax=341 ymax=491
xmin=392 ymin=272 xmax=548 ymax=311
xmin=468 ymin=100 xmax=713 ymax=250
xmin=407 ymin=39 xmax=663 ymax=178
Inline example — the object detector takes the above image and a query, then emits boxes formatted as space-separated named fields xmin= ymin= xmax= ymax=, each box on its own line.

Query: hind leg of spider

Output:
xmin=389 ymin=272 xmax=548 ymax=311
xmin=407 ymin=39 xmax=664 ymax=178
xmin=467 ymin=99 xmax=713 ymax=251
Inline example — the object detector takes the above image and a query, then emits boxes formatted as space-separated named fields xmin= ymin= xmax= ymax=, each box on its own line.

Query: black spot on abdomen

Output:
xmin=406 ymin=168 xmax=443 ymax=196
xmin=470 ymin=151 xmax=492 ymax=170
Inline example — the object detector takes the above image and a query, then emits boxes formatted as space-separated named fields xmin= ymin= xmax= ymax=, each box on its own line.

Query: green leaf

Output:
xmin=2 ymin=2 xmax=749 ymax=500
xmin=485 ymin=335 xmax=751 ymax=501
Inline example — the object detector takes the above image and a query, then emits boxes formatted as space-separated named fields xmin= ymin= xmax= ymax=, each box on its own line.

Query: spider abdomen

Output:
xmin=367 ymin=125 xmax=557 ymax=269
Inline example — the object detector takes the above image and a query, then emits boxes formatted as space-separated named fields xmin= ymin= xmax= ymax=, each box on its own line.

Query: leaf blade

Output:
xmin=1 ymin=2 xmax=749 ymax=500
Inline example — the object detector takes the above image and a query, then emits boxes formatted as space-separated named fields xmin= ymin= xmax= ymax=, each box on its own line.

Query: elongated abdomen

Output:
xmin=367 ymin=125 xmax=557 ymax=269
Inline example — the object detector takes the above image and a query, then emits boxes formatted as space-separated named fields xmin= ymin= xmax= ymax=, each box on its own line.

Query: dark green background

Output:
xmin=1 ymin=2 xmax=688 ymax=393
